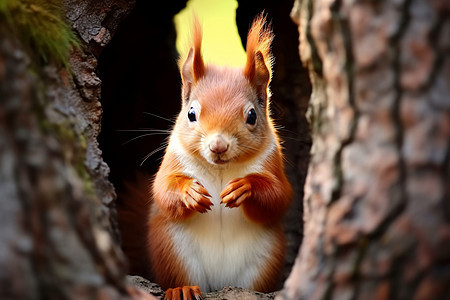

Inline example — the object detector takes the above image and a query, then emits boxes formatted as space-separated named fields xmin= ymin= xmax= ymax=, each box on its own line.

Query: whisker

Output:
xmin=118 ymin=127 xmax=204 ymax=146
xmin=132 ymin=95 xmax=177 ymax=124
xmin=132 ymin=128 xmax=203 ymax=138
xmin=279 ymin=134 xmax=311 ymax=143
xmin=238 ymin=143 xmax=260 ymax=152
xmin=143 ymin=112 xmax=176 ymax=124
xmin=140 ymin=144 xmax=168 ymax=166
xmin=118 ymin=129 xmax=172 ymax=133
xmin=121 ymin=132 xmax=170 ymax=146
xmin=275 ymin=126 xmax=296 ymax=134
xmin=278 ymin=136 xmax=305 ymax=142
xmin=274 ymin=126 xmax=311 ymax=143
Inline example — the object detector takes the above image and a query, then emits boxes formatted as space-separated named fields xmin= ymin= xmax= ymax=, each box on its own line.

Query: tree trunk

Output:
xmin=282 ymin=0 xmax=450 ymax=299
xmin=0 ymin=0 xmax=154 ymax=299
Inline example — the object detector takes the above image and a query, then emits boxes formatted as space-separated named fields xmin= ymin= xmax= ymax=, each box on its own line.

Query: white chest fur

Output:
xmin=168 ymin=137 xmax=278 ymax=292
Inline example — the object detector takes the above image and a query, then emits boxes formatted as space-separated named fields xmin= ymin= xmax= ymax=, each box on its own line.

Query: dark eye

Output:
xmin=188 ymin=107 xmax=196 ymax=122
xmin=246 ymin=108 xmax=257 ymax=125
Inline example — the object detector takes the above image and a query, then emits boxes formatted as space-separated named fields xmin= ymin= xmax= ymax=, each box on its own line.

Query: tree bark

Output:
xmin=282 ymin=0 xmax=450 ymax=299
xmin=0 ymin=0 xmax=155 ymax=299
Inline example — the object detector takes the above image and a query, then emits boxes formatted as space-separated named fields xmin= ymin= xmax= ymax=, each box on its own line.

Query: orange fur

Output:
xmin=180 ymin=16 xmax=205 ymax=87
xmin=116 ymin=172 xmax=152 ymax=278
xmin=152 ymin=150 xmax=213 ymax=220
xmin=148 ymin=215 xmax=190 ymax=289
xmin=245 ymin=14 xmax=273 ymax=67
xmin=243 ymin=14 xmax=274 ymax=102
xmin=191 ymin=16 xmax=205 ymax=81
xmin=220 ymin=147 xmax=292 ymax=225
xmin=252 ymin=226 xmax=286 ymax=292
xmin=165 ymin=286 xmax=202 ymax=300
xmin=148 ymin=14 xmax=291 ymax=298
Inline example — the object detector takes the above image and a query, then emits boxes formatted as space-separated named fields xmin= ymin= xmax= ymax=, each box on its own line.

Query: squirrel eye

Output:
xmin=188 ymin=107 xmax=197 ymax=122
xmin=246 ymin=108 xmax=257 ymax=125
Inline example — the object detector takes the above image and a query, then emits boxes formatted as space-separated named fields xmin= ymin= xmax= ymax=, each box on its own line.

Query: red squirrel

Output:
xmin=148 ymin=15 xmax=292 ymax=299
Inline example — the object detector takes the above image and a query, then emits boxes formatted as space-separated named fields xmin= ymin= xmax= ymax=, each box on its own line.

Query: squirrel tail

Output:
xmin=116 ymin=170 xmax=153 ymax=279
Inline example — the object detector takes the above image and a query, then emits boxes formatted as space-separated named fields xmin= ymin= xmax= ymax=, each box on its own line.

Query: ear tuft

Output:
xmin=179 ymin=15 xmax=205 ymax=97
xmin=243 ymin=14 xmax=274 ymax=104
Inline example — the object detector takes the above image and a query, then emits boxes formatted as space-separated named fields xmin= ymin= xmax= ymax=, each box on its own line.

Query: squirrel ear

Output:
xmin=244 ymin=50 xmax=271 ymax=106
xmin=180 ymin=16 xmax=205 ymax=101
xmin=243 ymin=14 xmax=273 ymax=107
xmin=181 ymin=47 xmax=205 ymax=85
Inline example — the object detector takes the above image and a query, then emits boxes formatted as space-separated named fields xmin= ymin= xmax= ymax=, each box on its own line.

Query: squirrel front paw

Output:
xmin=164 ymin=286 xmax=202 ymax=300
xmin=220 ymin=177 xmax=252 ymax=208
xmin=181 ymin=179 xmax=213 ymax=213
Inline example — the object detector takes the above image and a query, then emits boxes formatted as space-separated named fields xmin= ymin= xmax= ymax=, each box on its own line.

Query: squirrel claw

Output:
xmin=164 ymin=286 xmax=202 ymax=300
xmin=220 ymin=177 xmax=251 ymax=208
xmin=182 ymin=179 xmax=213 ymax=213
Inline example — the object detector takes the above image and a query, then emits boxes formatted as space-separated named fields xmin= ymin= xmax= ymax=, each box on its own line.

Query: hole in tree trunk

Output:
xmin=97 ymin=0 xmax=311 ymax=292
xmin=98 ymin=0 xmax=185 ymax=279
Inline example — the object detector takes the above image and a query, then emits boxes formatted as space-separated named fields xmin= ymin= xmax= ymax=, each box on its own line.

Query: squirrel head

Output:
xmin=174 ymin=15 xmax=276 ymax=166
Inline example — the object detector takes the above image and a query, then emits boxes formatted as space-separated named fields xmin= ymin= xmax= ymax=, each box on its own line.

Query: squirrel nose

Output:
xmin=209 ymin=135 xmax=229 ymax=154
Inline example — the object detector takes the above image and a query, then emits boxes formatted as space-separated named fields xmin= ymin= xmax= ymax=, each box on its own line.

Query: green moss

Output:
xmin=54 ymin=122 xmax=96 ymax=198
xmin=0 ymin=0 xmax=80 ymax=69
xmin=37 ymin=114 xmax=95 ymax=198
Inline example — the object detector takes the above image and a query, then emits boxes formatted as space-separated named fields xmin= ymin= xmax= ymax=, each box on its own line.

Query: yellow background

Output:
xmin=174 ymin=0 xmax=247 ymax=67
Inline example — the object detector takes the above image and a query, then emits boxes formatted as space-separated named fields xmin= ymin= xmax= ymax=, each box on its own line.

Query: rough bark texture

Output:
xmin=281 ymin=0 xmax=450 ymax=299
xmin=0 ymin=0 xmax=156 ymax=299
xmin=128 ymin=275 xmax=277 ymax=300
xmin=63 ymin=0 xmax=138 ymax=240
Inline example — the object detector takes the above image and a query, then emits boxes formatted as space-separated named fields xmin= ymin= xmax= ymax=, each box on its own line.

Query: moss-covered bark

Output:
xmin=0 ymin=0 xmax=79 ymax=68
